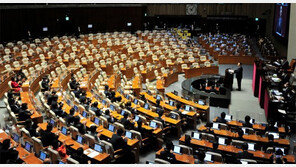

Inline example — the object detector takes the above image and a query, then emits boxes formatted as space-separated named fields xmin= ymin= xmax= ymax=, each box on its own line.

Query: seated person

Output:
xmin=51 ymin=140 xmax=68 ymax=160
xmin=195 ymin=151 xmax=206 ymax=164
xmin=38 ymin=124 xmax=58 ymax=147
xmin=41 ymin=76 xmax=51 ymax=91
xmin=69 ymin=76 xmax=79 ymax=90
xmin=47 ymin=91 xmax=57 ymax=106
xmin=110 ymin=128 xmax=128 ymax=151
xmin=0 ymin=139 xmax=20 ymax=164
xmin=159 ymin=141 xmax=177 ymax=164
xmin=51 ymin=101 xmax=64 ymax=117
xmin=103 ymin=110 xmax=115 ymax=123
xmin=18 ymin=103 xmax=33 ymax=122
xmin=75 ymin=122 xmax=86 ymax=135
xmin=120 ymin=113 xmax=133 ymax=130
xmin=237 ymin=143 xmax=254 ymax=159
xmin=125 ymin=102 xmax=136 ymax=115
xmin=90 ymin=102 xmax=102 ymax=116
xmin=242 ymin=115 xmax=252 ymax=128
xmin=66 ymin=108 xmax=76 ymax=126
xmin=24 ymin=120 xmax=39 ymax=137
xmin=173 ymin=103 xmax=182 ymax=115
xmin=10 ymin=77 xmax=21 ymax=92
xmin=70 ymin=147 xmax=90 ymax=164
xmin=104 ymin=85 xmax=111 ymax=97
xmin=216 ymin=112 xmax=227 ymax=124
xmin=155 ymin=109 xmax=165 ymax=125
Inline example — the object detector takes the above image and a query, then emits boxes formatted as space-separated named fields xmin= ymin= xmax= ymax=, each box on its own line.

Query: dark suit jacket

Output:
xmin=235 ymin=66 xmax=243 ymax=79
xmin=110 ymin=134 xmax=127 ymax=151
xmin=216 ymin=117 xmax=227 ymax=124
xmin=159 ymin=149 xmax=177 ymax=164
xmin=40 ymin=130 xmax=58 ymax=147
xmin=237 ymin=150 xmax=254 ymax=159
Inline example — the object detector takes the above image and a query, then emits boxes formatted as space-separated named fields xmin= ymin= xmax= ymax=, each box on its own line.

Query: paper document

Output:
xmin=87 ymin=151 xmax=100 ymax=158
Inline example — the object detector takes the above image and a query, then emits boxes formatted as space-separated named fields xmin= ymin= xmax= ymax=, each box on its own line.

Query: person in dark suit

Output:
xmin=18 ymin=103 xmax=33 ymax=122
xmin=216 ymin=112 xmax=227 ymax=124
xmin=41 ymin=76 xmax=51 ymax=92
xmin=159 ymin=141 xmax=177 ymax=164
xmin=237 ymin=143 xmax=254 ymax=159
xmin=69 ymin=76 xmax=79 ymax=91
xmin=39 ymin=124 xmax=58 ymax=147
xmin=90 ymin=102 xmax=102 ymax=116
xmin=195 ymin=151 xmax=206 ymax=164
xmin=125 ymin=102 xmax=136 ymax=115
xmin=66 ymin=108 xmax=75 ymax=126
xmin=155 ymin=109 xmax=165 ymax=126
xmin=234 ymin=62 xmax=243 ymax=91
xmin=173 ymin=103 xmax=182 ymax=115
xmin=135 ymin=119 xmax=151 ymax=139
xmin=281 ymin=58 xmax=290 ymax=70
xmin=24 ymin=120 xmax=39 ymax=137
xmin=47 ymin=91 xmax=57 ymax=105
xmin=103 ymin=110 xmax=115 ymax=123
xmin=110 ymin=128 xmax=128 ymax=151
xmin=70 ymin=147 xmax=90 ymax=164
xmin=0 ymin=139 xmax=20 ymax=164
xmin=243 ymin=115 xmax=252 ymax=128
xmin=120 ymin=113 xmax=133 ymax=130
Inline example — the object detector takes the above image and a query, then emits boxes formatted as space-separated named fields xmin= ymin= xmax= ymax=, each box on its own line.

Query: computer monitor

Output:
xmin=125 ymin=131 xmax=132 ymax=139
xmin=144 ymin=103 xmax=149 ymax=110
xmin=185 ymin=96 xmax=190 ymax=100
xmin=156 ymin=95 xmax=161 ymax=100
xmin=110 ymin=105 xmax=115 ymax=111
xmin=268 ymin=132 xmax=280 ymax=139
xmin=66 ymin=99 xmax=71 ymax=105
xmin=133 ymin=99 xmax=138 ymax=104
xmin=225 ymin=115 xmax=232 ymax=121
xmin=94 ymin=117 xmax=100 ymax=125
xmin=102 ymin=100 xmax=106 ymax=105
xmin=250 ymin=118 xmax=255 ymax=124
xmin=74 ymin=105 xmax=78 ymax=111
xmin=205 ymin=153 xmax=212 ymax=162
xmin=94 ymin=143 xmax=103 ymax=153
xmin=192 ymin=132 xmax=200 ymax=140
xmin=121 ymin=110 xmax=125 ymax=116
xmin=212 ymin=123 xmax=219 ymax=130
xmin=185 ymin=105 xmax=191 ymax=111
xmin=61 ymin=126 xmax=67 ymax=135
xmin=76 ymin=135 xmax=83 ymax=144
xmin=275 ymin=147 xmax=285 ymax=155
xmin=12 ymin=133 xmax=19 ymax=142
xmin=198 ymin=100 xmax=205 ymax=105
xmin=82 ymin=111 xmax=88 ymax=118
xmin=218 ymin=137 xmax=226 ymax=145
xmin=150 ymin=121 xmax=157 ymax=129
xmin=173 ymin=146 xmax=181 ymax=154
xmin=170 ymin=114 xmax=177 ymax=119
xmin=173 ymin=91 xmax=178 ymax=95
xmin=169 ymin=101 xmax=175 ymax=106
xmin=135 ymin=115 xmax=140 ymax=122
xmin=108 ymin=124 xmax=115 ymax=132
xmin=125 ymin=94 xmax=130 ymax=100
xmin=247 ymin=143 xmax=255 ymax=151
xmin=25 ymin=141 xmax=32 ymax=152
xmin=49 ymin=119 xmax=55 ymax=126
xmin=39 ymin=151 xmax=47 ymax=161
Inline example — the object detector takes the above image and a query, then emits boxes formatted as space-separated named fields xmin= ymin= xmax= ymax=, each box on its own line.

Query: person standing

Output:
xmin=234 ymin=62 xmax=243 ymax=91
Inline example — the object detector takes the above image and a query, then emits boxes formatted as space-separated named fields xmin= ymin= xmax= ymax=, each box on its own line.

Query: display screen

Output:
xmin=273 ymin=3 xmax=289 ymax=38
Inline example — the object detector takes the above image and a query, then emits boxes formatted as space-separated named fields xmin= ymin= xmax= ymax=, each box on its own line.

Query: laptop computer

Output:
xmin=25 ymin=141 xmax=32 ymax=152
xmin=275 ymin=147 xmax=285 ymax=155
xmin=205 ymin=153 xmax=212 ymax=162
xmin=133 ymin=99 xmax=138 ymax=105
xmin=212 ymin=123 xmax=219 ymax=130
xmin=125 ymin=131 xmax=133 ymax=139
xmin=94 ymin=117 xmax=100 ymax=125
xmin=76 ymin=135 xmax=83 ymax=144
xmin=94 ymin=143 xmax=103 ymax=153
xmin=49 ymin=119 xmax=55 ymax=126
xmin=12 ymin=133 xmax=20 ymax=142
xmin=110 ymin=105 xmax=115 ymax=111
xmin=218 ymin=137 xmax=226 ymax=145
xmin=61 ymin=126 xmax=67 ymax=135
xmin=191 ymin=132 xmax=200 ymax=140
xmin=169 ymin=101 xmax=175 ymax=106
xmin=144 ymin=103 xmax=150 ymax=110
xmin=247 ymin=143 xmax=255 ymax=151
xmin=39 ymin=151 xmax=47 ymax=161
xmin=173 ymin=145 xmax=182 ymax=154
xmin=82 ymin=111 xmax=88 ymax=118
xmin=225 ymin=115 xmax=232 ymax=121
xmin=121 ymin=110 xmax=125 ymax=116
xmin=150 ymin=121 xmax=157 ymax=129
xmin=135 ymin=115 xmax=140 ymax=122
xmin=108 ymin=124 xmax=115 ymax=132
xmin=268 ymin=132 xmax=280 ymax=139
xmin=185 ymin=105 xmax=191 ymax=111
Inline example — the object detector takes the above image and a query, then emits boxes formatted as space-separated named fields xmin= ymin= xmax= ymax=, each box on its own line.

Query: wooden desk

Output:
xmin=163 ymin=71 xmax=178 ymax=87
xmin=156 ymin=147 xmax=195 ymax=164
xmin=166 ymin=92 xmax=209 ymax=111
xmin=183 ymin=66 xmax=219 ymax=79
xmin=20 ymin=92 xmax=43 ymax=123
xmin=218 ymin=55 xmax=255 ymax=65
